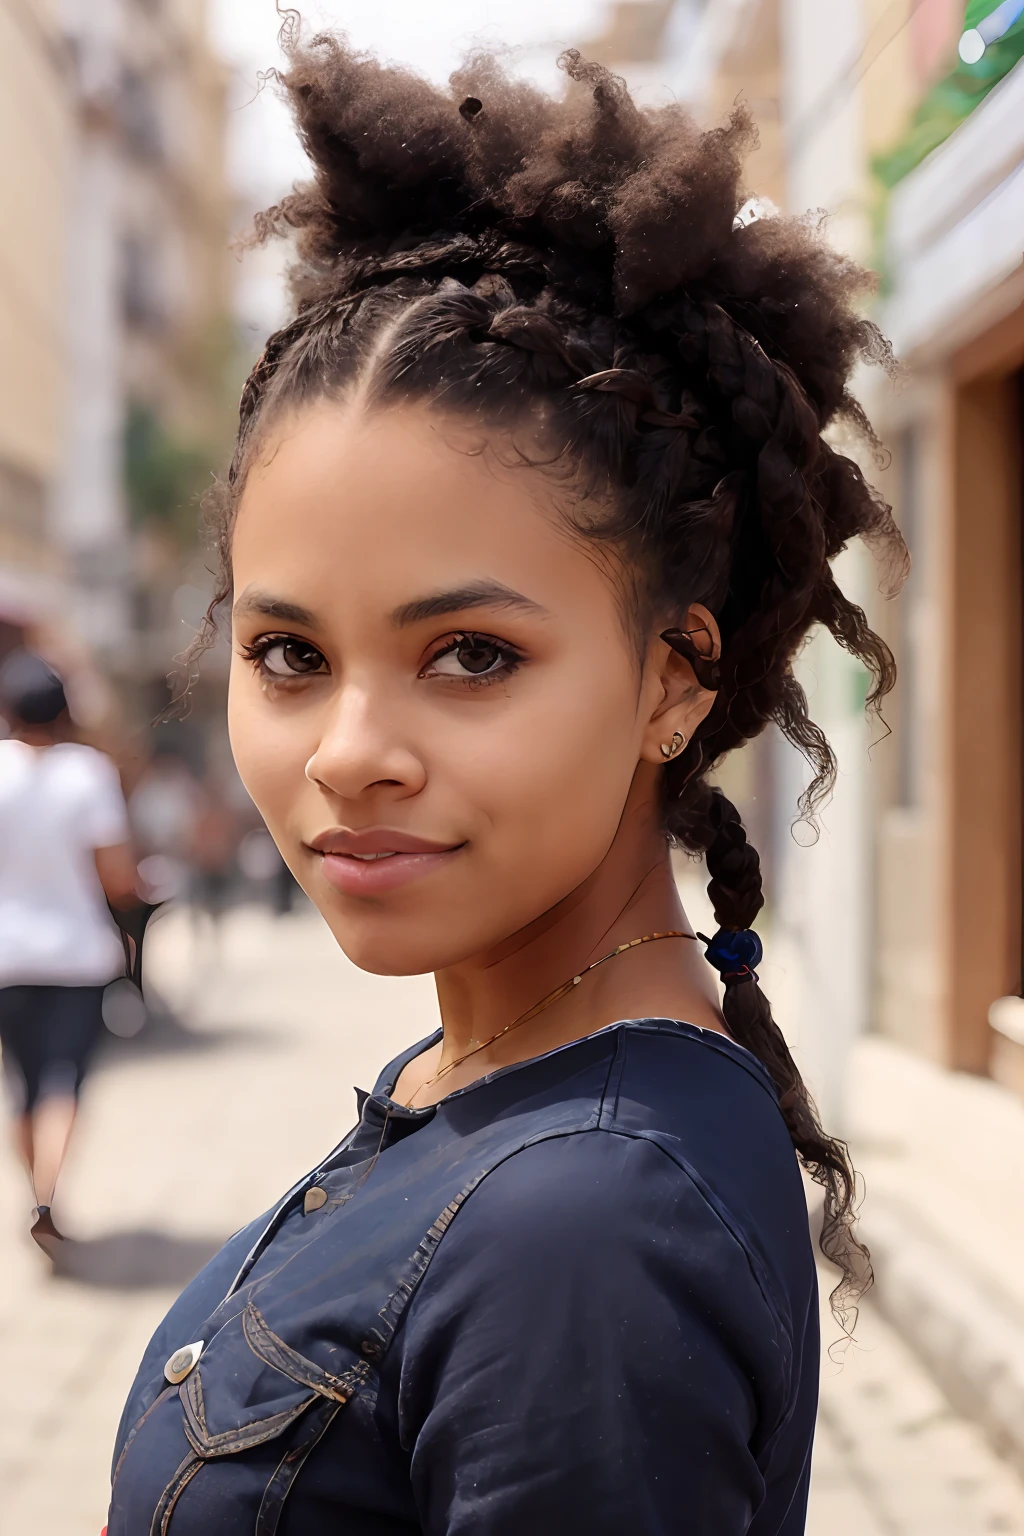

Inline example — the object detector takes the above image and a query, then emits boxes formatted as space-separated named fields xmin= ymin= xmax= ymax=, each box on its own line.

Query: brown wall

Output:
xmin=948 ymin=310 xmax=1024 ymax=1071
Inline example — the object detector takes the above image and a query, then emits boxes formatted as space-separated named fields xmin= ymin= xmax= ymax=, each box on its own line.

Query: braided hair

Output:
xmin=204 ymin=35 xmax=905 ymax=1322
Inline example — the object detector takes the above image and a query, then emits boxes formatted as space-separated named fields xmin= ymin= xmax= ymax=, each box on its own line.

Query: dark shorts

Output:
xmin=0 ymin=985 xmax=105 ymax=1113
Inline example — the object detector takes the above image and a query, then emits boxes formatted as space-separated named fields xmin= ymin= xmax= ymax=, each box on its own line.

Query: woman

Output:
xmin=0 ymin=649 xmax=136 ymax=1244
xmin=107 ymin=38 xmax=901 ymax=1536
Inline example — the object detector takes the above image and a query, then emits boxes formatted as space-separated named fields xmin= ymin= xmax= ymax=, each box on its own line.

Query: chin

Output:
xmin=319 ymin=910 xmax=483 ymax=979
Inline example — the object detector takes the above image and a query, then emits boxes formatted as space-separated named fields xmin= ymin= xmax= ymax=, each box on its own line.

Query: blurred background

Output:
xmin=1 ymin=1 xmax=1023 ymax=1532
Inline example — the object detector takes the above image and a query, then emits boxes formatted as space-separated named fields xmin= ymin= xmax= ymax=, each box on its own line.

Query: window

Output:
xmin=119 ymin=69 xmax=163 ymax=161
xmin=121 ymin=235 xmax=165 ymax=331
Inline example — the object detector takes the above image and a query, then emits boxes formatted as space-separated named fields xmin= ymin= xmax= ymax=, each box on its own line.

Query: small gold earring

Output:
xmin=660 ymin=730 xmax=687 ymax=761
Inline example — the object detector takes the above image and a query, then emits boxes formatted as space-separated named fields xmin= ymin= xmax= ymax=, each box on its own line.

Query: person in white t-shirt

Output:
xmin=0 ymin=650 xmax=138 ymax=1247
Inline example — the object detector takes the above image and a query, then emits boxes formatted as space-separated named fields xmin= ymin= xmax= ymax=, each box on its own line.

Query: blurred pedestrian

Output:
xmin=0 ymin=651 xmax=137 ymax=1249
xmin=127 ymin=746 xmax=203 ymax=903
xmin=187 ymin=776 xmax=241 ymax=958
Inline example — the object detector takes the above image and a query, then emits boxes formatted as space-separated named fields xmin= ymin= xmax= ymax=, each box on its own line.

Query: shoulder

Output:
xmin=53 ymin=744 xmax=126 ymax=813
xmin=419 ymin=1024 xmax=813 ymax=1338
xmin=608 ymin=1021 xmax=810 ymax=1274
xmin=400 ymin=1125 xmax=805 ymax=1450
xmin=608 ymin=1017 xmax=785 ymax=1135
xmin=52 ymin=742 xmax=118 ymax=781
xmin=452 ymin=1125 xmax=756 ymax=1284
xmin=421 ymin=1124 xmax=795 ymax=1345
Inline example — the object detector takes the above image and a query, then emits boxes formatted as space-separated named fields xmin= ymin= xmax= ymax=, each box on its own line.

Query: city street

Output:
xmin=1 ymin=903 xmax=1023 ymax=1536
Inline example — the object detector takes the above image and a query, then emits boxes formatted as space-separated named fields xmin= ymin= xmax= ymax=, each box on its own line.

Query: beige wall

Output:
xmin=869 ymin=377 xmax=955 ymax=1061
xmin=0 ymin=1 xmax=70 ymax=495
xmin=120 ymin=0 xmax=230 ymax=440
xmin=708 ymin=0 xmax=784 ymax=212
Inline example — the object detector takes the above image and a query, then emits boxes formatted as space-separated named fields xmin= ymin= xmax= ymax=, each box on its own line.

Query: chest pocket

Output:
xmin=124 ymin=1161 xmax=498 ymax=1536
xmin=149 ymin=1302 xmax=374 ymax=1536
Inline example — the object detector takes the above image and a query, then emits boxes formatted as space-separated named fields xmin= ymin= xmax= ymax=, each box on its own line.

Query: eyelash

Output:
xmin=420 ymin=632 xmax=525 ymax=687
xmin=238 ymin=630 xmax=524 ymax=688
xmin=238 ymin=634 xmax=328 ymax=681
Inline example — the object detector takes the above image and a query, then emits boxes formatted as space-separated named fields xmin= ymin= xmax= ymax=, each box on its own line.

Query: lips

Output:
xmin=307 ymin=826 xmax=465 ymax=896
xmin=309 ymin=827 xmax=459 ymax=857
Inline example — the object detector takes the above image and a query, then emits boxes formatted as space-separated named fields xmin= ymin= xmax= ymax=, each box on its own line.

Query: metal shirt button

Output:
xmin=303 ymin=1186 xmax=328 ymax=1214
xmin=164 ymin=1340 xmax=204 ymax=1384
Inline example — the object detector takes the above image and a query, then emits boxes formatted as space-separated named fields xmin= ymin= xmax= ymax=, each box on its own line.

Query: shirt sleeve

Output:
xmin=396 ymin=1129 xmax=795 ymax=1536
xmin=78 ymin=748 xmax=131 ymax=849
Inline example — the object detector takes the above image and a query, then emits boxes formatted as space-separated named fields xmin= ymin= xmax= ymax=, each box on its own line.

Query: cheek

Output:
xmin=450 ymin=655 xmax=641 ymax=893
xmin=227 ymin=662 xmax=313 ymax=828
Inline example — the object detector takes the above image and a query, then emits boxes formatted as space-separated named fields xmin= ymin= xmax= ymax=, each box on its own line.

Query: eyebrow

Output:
xmin=232 ymin=580 xmax=548 ymax=632
xmin=232 ymin=589 xmax=319 ymax=627
xmin=390 ymin=580 xmax=549 ymax=629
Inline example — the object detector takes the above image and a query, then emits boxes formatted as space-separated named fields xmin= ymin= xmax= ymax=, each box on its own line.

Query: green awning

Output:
xmin=873 ymin=2 xmax=1024 ymax=189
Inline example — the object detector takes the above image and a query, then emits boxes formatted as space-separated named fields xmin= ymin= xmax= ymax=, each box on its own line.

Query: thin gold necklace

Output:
xmin=408 ymin=930 xmax=696 ymax=1105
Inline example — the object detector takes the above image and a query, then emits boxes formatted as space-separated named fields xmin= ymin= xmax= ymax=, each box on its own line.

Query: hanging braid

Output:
xmin=681 ymin=786 xmax=870 ymax=1323
xmin=197 ymin=33 xmax=907 ymax=1321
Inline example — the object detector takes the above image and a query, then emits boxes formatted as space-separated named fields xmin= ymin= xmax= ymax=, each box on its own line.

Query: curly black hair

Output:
xmin=204 ymin=27 xmax=905 ymax=1324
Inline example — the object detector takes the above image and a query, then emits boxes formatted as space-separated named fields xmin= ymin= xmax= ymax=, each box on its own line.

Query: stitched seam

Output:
xmin=601 ymin=1126 xmax=793 ymax=1341
xmin=243 ymin=1302 xmax=372 ymax=1403
xmin=363 ymin=1189 xmax=476 ymax=1359
xmin=150 ymin=1450 xmax=203 ymax=1536
xmin=626 ymin=1018 xmax=780 ymax=1104
xmin=597 ymin=1029 xmax=627 ymax=1129
xmin=225 ymin=1124 xmax=369 ymax=1299
xmin=366 ymin=1116 xmax=660 ymax=1364
xmin=110 ymin=1383 xmax=176 ymax=1493
xmin=180 ymin=1368 xmax=314 ymax=1456
xmin=255 ymin=1398 xmax=345 ymax=1536
xmin=386 ymin=1124 xmax=798 ymax=1452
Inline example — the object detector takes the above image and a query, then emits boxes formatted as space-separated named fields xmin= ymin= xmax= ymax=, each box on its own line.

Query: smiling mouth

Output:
xmin=307 ymin=831 xmax=466 ymax=896
xmin=308 ymin=828 xmax=462 ymax=858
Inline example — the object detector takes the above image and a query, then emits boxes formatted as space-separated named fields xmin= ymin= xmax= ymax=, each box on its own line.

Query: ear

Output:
xmin=638 ymin=604 xmax=721 ymax=766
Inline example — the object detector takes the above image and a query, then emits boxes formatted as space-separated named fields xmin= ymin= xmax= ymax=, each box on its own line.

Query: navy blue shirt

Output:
xmin=108 ymin=1019 xmax=818 ymax=1535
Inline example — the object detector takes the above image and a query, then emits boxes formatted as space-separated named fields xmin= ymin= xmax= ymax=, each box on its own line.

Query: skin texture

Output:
xmin=228 ymin=402 xmax=726 ymax=1105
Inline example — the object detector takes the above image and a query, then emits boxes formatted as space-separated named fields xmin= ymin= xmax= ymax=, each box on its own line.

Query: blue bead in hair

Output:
xmin=699 ymin=926 xmax=763 ymax=978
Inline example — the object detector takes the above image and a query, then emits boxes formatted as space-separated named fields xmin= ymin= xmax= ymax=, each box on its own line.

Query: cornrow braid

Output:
xmin=196 ymin=35 xmax=906 ymax=1320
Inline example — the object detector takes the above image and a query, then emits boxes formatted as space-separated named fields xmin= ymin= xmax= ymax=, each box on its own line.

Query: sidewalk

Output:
xmin=0 ymin=903 xmax=1022 ymax=1534
xmin=846 ymin=1033 xmax=1024 ymax=1481
xmin=0 ymin=904 xmax=436 ymax=1535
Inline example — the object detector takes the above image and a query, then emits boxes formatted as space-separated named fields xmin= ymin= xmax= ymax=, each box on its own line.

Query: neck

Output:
xmin=431 ymin=768 xmax=724 ymax=1079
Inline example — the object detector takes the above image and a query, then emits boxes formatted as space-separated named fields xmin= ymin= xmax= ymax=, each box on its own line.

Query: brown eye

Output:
xmin=422 ymin=632 xmax=523 ymax=683
xmin=453 ymin=636 xmax=503 ymax=674
xmin=261 ymin=639 xmax=326 ymax=676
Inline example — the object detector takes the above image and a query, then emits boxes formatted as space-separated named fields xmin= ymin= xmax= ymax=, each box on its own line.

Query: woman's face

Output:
xmin=228 ymin=402 xmax=679 ymax=975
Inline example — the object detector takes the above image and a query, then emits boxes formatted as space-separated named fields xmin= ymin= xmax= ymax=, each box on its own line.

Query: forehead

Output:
xmin=231 ymin=402 xmax=617 ymax=618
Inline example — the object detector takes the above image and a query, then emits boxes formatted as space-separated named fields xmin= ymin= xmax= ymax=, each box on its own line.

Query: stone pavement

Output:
xmin=845 ymin=1036 xmax=1024 ymax=1489
xmin=0 ymin=903 xmax=1021 ymax=1535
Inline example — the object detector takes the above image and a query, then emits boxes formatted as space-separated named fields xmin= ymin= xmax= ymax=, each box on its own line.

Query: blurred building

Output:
xmin=583 ymin=1 xmax=1024 ymax=1465
xmin=586 ymin=0 xmax=1024 ymax=1105
xmin=584 ymin=0 xmax=887 ymax=1115
xmin=873 ymin=27 xmax=1024 ymax=1089
xmin=0 ymin=0 xmax=234 ymax=743
xmin=585 ymin=0 xmax=786 ymax=206
xmin=56 ymin=0 xmax=233 ymax=709
xmin=0 ymin=0 xmax=74 ymax=655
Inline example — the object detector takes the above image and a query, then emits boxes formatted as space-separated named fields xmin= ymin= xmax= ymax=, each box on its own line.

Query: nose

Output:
xmin=304 ymin=682 xmax=427 ymax=805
